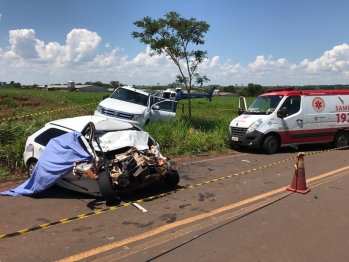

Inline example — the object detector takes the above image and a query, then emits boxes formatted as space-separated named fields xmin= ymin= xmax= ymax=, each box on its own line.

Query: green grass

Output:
xmin=0 ymin=87 xmax=256 ymax=181
xmin=0 ymin=86 xmax=107 ymax=119
xmin=144 ymin=96 xmax=255 ymax=156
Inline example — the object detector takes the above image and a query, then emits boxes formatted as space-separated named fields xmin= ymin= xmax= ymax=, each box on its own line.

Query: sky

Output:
xmin=0 ymin=0 xmax=349 ymax=86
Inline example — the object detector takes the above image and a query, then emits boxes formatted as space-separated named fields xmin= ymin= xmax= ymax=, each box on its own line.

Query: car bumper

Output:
xmin=94 ymin=111 xmax=144 ymax=126
xmin=228 ymin=130 xmax=264 ymax=148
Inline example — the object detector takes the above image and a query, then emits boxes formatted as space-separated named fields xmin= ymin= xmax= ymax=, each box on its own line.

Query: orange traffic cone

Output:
xmin=286 ymin=152 xmax=311 ymax=194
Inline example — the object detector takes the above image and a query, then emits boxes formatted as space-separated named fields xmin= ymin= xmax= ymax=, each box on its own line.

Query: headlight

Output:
xmin=96 ymin=105 xmax=103 ymax=113
xmin=246 ymin=118 xmax=263 ymax=133
xmin=133 ymin=114 xmax=143 ymax=121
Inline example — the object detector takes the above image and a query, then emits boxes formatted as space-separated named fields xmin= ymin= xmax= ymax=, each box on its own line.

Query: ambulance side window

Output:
xmin=281 ymin=96 xmax=301 ymax=116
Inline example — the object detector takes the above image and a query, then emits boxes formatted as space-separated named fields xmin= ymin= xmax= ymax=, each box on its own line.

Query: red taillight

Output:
xmin=24 ymin=138 xmax=28 ymax=148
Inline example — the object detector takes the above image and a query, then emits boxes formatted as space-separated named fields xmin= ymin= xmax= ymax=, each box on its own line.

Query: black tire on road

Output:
xmin=333 ymin=131 xmax=349 ymax=148
xmin=26 ymin=159 xmax=38 ymax=177
xmin=164 ymin=170 xmax=180 ymax=187
xmin=262 ymin=135 xmax=279 ymax=154
xmin=98 ymin=170 xmax=121 ymax=205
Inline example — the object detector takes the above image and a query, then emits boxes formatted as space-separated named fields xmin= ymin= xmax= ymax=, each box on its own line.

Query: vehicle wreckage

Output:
xmin=73 ymin=121 xmax=179 ymax=204
xmin=2 ymin=116 xmax=180 ymax=203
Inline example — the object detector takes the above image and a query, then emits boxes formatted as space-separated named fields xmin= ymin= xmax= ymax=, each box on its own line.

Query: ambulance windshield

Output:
xmin=246 ymin=95 xmax=284 ymax=115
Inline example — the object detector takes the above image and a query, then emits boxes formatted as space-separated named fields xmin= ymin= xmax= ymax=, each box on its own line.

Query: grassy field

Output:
xmin=0 ymin=86 xmax=255 ymax=181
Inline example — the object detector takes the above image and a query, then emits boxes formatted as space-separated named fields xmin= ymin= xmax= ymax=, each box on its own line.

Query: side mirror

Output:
xmin=277 ymin=107 xmax=288 ymax=118
xmin=152 ymin=105 xmax=160 ymax=110
xmin=238 ymin=108 xmax=246 ymax=116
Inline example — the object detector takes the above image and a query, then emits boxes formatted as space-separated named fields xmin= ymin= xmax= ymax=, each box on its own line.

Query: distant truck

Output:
xmin=94 ymin=86 xmax=177 ymax=126
xmin=228 ymin=87 xmax=349 ymax=154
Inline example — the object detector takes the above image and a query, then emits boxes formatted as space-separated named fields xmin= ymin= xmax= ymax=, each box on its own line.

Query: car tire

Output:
xmin=26 ymin=159 xmax=38 ymax=177
xmin=333 ymin=131 xmax=349 ymax=148
xmin=164 ymin=170 xmax=180 ymax=187
xmin=98 ymin=170 xmax=121 ymax=205
xmin=262 ymin=135 xmax=279 ymax=154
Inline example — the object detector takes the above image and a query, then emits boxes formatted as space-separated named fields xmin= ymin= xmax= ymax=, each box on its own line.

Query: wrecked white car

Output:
xmin=20 ymin=116 xmax=179 ymax=204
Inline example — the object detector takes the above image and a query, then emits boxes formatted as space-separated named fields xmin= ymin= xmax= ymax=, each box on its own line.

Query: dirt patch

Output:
xmin=0 ymin=109 xmax=12 ymax=117
xmin=13 ymin=96 xmax=29 ymax=102
xmin=21 ymin=102 xmax=41 ymax=108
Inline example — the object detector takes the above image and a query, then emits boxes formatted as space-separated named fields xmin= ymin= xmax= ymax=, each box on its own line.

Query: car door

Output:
xmin=149 ymin=100 xmax=177 ymax=123
xmin=277 ymin=96 xmax=306 ymax=145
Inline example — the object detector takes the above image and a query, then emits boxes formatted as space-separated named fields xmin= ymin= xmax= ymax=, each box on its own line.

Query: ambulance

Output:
xmin=228 ymin=87 xmax=349 ymax=154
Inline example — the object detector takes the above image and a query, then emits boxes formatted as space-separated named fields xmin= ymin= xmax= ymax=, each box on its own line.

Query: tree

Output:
xmin=243 ymin=83 xmax=265 ymax=97
xmin=223 ymin=85 xmax=235 ymax=93
xmin=132 ymin=12 xmax=211 ymax=118
xmin=10 ymin=81 xmax=14 ymax=86
xmin=110 ymin=81 xmax=120 ymax=88
xmin=12 ymin=82 xmax=21 ymax=88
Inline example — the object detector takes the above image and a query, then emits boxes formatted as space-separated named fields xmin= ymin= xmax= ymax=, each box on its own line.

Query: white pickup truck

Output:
xmin=94 ymin=86 xmax=177 ymax=126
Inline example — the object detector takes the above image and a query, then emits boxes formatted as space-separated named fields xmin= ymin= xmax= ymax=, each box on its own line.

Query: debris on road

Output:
xmin=132 ymin=202 xmax=148 ymax=212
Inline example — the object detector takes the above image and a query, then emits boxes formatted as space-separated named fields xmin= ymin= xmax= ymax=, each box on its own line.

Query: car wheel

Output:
xmin=98 ymin=170 xmax=121 ymax=205
xmin=262 ymin=135 xmax=279 ymax=154
xmin=164 ymin=170 xmax=180 ymax=187
xmin=26 ymin=159 xmax=38 ymax=177
xmin=333 ymin=131 xmax=349 ymax=148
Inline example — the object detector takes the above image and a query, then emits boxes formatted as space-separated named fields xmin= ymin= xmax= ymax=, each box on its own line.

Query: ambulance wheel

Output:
xmin=262 ymin=135 xmax=279 ymax=154
xmin=98 ymin=170 xmax=121 ymax=205
xmin=333 ymin=131 xmax=349 ymax=148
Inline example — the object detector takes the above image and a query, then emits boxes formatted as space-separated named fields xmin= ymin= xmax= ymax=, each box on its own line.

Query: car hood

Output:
xmin=229 ymin=114 xmax=265 ymax=128
xmin=99 ymin=98 xmax=147 ymax=114
xmin=93 ymin=130 xmax=162 ymax=157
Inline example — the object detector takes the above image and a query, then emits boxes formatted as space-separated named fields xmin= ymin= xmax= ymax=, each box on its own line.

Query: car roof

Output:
xmin=259 ymin=90 xmax=349 ymax=97
xmin=47 ymin=115 xmax=135 ymax=132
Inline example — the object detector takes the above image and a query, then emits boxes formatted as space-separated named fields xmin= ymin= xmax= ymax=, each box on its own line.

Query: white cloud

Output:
xmin=59 ymin=29 xmax=101 ymax=63
xmin=0 ymin=28 xmax=348 ymax=85
xmin=300 ymin=44 xmax=349 ymax=73
xmin=8 ymin=29 xmax=40 ymax=59
xmin=0 ymin=14 xmax=2 ymax=21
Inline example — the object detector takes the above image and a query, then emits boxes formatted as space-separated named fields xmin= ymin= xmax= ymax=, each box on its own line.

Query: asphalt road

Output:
xmin=0 ymin=143 xmax=348 ymax=262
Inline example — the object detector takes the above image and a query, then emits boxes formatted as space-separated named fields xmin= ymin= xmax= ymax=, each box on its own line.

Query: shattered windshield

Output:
xmin=110 ymin=87 xmax=149 ymax=106
xmin=246 ymin=95 xmax=284 ymax=115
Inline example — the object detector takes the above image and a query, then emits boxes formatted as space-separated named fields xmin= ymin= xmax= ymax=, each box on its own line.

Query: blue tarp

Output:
xmin=1 ymin=131 xmax=92 ymax=196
